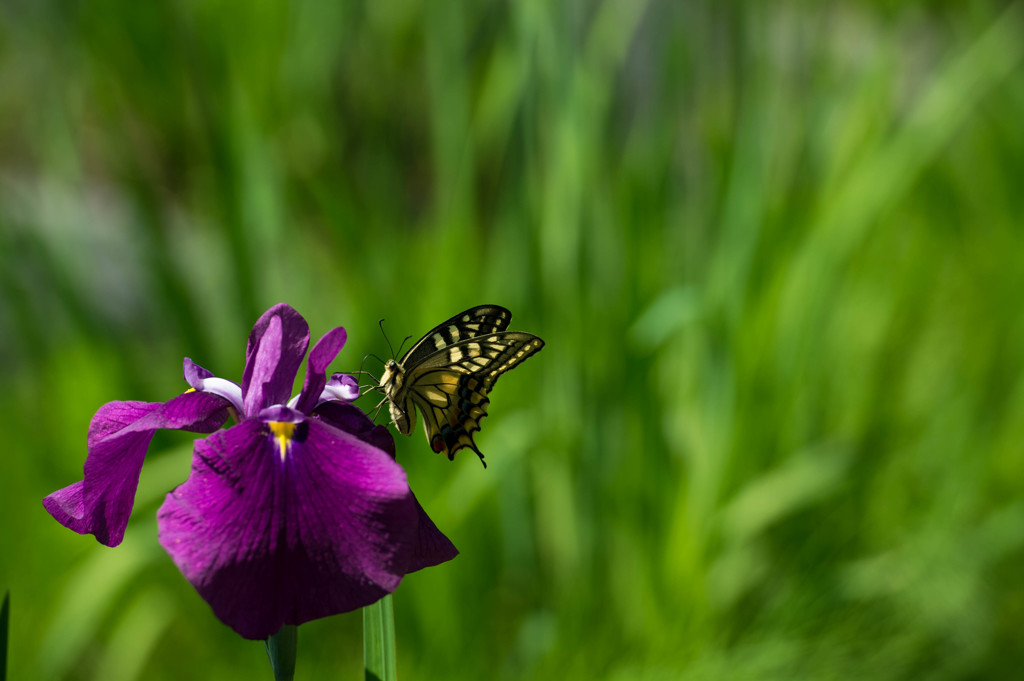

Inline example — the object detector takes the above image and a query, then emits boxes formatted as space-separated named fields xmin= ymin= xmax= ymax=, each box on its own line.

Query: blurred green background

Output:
xmin=3 ymin=0 xmax=1024 ymax=678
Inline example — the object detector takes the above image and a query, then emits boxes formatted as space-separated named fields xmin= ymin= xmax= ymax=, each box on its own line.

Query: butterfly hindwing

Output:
xmin=379 ymin=306 xmax=544 ymax=466
xmin=411 ymin=371 xmax=491 ymax=462
xmin=404 ymin=332 xmax=544 ymax=464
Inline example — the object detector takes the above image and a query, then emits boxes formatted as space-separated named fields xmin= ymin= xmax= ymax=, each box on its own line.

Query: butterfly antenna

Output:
xmin=357 ymin=352 xmax=386 ymax=382
xmin=394 ymin=334 xmax=414 ymax=357
xmin=363 ymin=352 xmax=388 ymax=368
xmin=379 ymin=319 xmax=397 ymax=359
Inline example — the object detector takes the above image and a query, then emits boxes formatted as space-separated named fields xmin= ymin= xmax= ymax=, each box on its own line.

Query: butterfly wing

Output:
xmin=402 ymin=332 xmax=544 ymax=465
xmin=400 ymin=305 xmax=513 ymax=367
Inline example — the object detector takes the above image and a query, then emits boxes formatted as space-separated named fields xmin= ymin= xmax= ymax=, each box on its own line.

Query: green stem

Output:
xmin=363 ymin=595 xmax=397 ymax=681
xmin=265 ymin=625 xmax=297 ymax=681
xmin=1 ymin=590 xmax=9 ymax=681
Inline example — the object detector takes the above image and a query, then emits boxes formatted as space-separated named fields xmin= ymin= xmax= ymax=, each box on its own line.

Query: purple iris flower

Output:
xmin=44 ymin=303 xmax=456 ymax=640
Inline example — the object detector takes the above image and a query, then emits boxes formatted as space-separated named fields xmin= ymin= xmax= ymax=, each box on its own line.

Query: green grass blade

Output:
xmin=363 ymin=595 xmax=396 ymax=681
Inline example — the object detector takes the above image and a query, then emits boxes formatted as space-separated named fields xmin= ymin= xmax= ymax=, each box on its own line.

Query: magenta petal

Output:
xmin=314 ymin=402 xmax=458 ymax=571
xmin=294 ymin=326 xmax=348 ymax=414
xmin=157 ymin=418 xmax=418 ymax=639
xmin=314 ymin=402 xmax=396 ymax=458
xmin=85 ymin=400 xmax=162 ymax=451
xmin=407 ymin=494 xmax=459 ymax=572
xmin=241 ymin=304 xmax=310 ymax=416
xmin=43 ymin=480 xmax=87 ymax=530
xmin=43 ymin=391 xmax=231 ymax=547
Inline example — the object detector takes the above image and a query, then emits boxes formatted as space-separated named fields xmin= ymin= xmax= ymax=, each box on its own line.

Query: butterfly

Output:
xmin=377 ymin=305 xmax=544 ymax=466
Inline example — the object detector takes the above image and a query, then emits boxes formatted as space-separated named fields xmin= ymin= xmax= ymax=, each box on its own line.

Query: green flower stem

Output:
xmin=265 ymin=625 xmax=297 ymax=681
xmin=1 ymin=590 xmax=9 ymax=681
xmin=363 ymin=595 xmax=396 ymax=681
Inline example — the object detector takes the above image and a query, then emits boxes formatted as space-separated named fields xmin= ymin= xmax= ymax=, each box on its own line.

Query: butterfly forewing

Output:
xmin=400 ymin=305 xmax=512 ymax=367
xmin=409 ymin=332 xmax=539 ymax=380
xmin=379 ymin=305 xmax=544 ymax=466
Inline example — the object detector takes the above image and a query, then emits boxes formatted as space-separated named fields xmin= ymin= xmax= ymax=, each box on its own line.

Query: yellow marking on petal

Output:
xmin=184 ymin=388 xmax=196 ymax=393
xmin=268 ymin=421 xmax=296 ymax=461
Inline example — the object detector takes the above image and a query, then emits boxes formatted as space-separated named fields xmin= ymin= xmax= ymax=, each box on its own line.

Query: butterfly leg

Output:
xmin=370 ymin=397 xmax=388 ymax=421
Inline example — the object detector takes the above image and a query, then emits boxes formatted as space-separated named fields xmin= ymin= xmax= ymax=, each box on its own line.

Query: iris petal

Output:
xmin=241 ymin=304 xmax=310 ymax=416
xmin=183 ymin=358 xmax=214 ymax=390
xmin=293 ymin=326 xmax=348 ymax=414
xmin=157 ymin=418 xmax=418 ymax=639
xmin=321 ymin=373 xmax=360 ymax=403
xmin=313 ymin=402 xmax=396 ymax=456
xmin=197 ymin=378 xmax=244 ymax=414
xmin=313 ymin=401 xmax=458 ymax=570
xmin=43 ymin=391 xmax=230 ymax=547
xmin=407 ymin=494 xmax=459 ymax=572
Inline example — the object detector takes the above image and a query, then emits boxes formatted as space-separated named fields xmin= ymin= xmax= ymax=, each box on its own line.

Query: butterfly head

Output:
xmin=380 ymin=358 xmax=403 ymax=391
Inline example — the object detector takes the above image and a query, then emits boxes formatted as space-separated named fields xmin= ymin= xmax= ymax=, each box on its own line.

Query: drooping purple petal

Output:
xmin=157 ymin=417 xmax=418 ymax=640
xmin=407 ymin=493 xmax=459 ymax=572
xmin=86 ymin=400 xmax=162 ymax=450
xmin=314 ymin=401 xmax=458 ymax=571
xmin=44 ymin=391 xmax=231 ymax=547
xmin=241 ymin=304 xmax=309 ymax=417
xmin=293 ymin=327 xmax=347 ymax=414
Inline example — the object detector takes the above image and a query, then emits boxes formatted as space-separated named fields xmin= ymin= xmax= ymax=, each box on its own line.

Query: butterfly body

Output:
xmin=379 ymin=305 xmax=544 ymax=465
